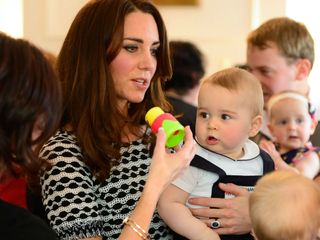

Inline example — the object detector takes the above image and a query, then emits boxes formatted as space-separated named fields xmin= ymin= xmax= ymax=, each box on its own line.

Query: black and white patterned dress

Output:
xmin=40 ymin=130 xmax=172 ymax=240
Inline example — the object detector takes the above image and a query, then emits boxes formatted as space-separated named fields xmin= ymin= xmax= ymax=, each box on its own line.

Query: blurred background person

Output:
xmin=0 ymin=31 xmax=61 ymax=239
xmin=165 ymin=40 xmax=206 ymax=135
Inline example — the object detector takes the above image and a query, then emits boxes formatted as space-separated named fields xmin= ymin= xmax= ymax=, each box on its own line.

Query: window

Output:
xmin=0 ymin=0 xmax=23 ymax=37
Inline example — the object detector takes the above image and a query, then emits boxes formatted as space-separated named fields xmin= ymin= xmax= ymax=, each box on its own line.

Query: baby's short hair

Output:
xmin=201 ymin=67 xmax=263 ymax=117
xmin=250 ymin=171 xmax=320 ymax=240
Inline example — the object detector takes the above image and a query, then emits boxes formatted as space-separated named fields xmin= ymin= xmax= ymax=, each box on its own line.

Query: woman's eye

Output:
xmin=221 ymin=114 xmax=231 ymax=120
xmin=150 ymin=47 xmax=159 ymax=56
xmin=123 ymin=45 xmax=137 ymax=53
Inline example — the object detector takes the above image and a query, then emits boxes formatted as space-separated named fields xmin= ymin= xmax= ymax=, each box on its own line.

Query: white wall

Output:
xmin=286 ymin=0 xmax=320 ymax=115
xmin=159 ymin=0 xmax=252 ymax=74
xmin=23 ymin=0 xmax=87 ymax=54
xmin=158 ymin=0 xmax=286 ymax=75
xmin=22 ymin=0 xmax=286 ymax=76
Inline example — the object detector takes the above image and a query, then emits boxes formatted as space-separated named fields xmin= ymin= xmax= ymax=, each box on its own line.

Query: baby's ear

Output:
xmin=249 ymin=115 xmax=263 ymax=137
xmin=267 ymin=122 xmax=274 ymax=136
xmin=310 ymin=117 xmax=318 ymax=135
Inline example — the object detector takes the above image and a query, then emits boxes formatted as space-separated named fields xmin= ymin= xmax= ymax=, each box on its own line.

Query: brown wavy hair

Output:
xmin=0 ymin=32 xmax=62 ymax=188
xmin=57 ymin=0 xmax=172 ymax=182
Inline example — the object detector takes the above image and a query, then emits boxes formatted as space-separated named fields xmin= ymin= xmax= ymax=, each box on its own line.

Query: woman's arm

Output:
xmin=40 ymin=132 xmax=106 ymax=240
xmin=118 ymin=126 xmax=196 ymax=239
xmin=293 ymin=151 xmax=320 ymax=179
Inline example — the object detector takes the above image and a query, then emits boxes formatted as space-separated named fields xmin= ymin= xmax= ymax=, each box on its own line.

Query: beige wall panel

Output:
xmin=23 ymin=0 xmax=286 ymax=74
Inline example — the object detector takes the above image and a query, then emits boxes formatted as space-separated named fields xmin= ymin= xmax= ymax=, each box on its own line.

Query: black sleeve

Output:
xmin=0 ymin=200 xmax=57 ymax=240
xmin=26 ymin=186 xmax=48 ymax=224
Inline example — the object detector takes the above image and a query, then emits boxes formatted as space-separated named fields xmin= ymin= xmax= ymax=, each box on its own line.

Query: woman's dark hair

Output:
xmin=0 ymin=32 xmax=62 ymax=188
xmin=165 ymin=41 xmax=205 ymax=95
xmin=57 ymin=0 xmax=172 ymax=182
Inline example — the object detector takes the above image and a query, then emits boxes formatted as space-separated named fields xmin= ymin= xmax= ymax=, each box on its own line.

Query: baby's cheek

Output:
xmin=222 ymin=127 xmax=241 ymax=141
xmin=272 ymin=131 xmax=286 ymax=142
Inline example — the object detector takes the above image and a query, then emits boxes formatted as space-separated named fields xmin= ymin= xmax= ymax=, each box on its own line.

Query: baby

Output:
xmin=250 ymin=170 xmax=320 ymax=240
xmin=260 ymin=91 xmax=320 ymax=179
xmin=158 ymin=67 xmax=274 ymax=240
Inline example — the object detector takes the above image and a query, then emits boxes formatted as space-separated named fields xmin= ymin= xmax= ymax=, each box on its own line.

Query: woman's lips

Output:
xmin=133 ymin=78 xmax=149 ymax=89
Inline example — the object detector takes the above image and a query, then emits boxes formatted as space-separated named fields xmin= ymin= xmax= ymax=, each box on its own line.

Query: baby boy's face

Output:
xmin=195 ymin=83 xmax=254 ymax=159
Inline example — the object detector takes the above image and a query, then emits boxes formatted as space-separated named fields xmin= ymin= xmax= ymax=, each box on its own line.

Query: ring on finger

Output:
xmin=211 ymin=219 xmax=221 ymax=229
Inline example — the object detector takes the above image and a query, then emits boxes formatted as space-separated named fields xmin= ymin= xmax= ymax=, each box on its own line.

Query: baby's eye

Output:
xmin=280 ymin=120 xmax=287 ymax=125
xmin=199 ymin=112 xmax=209 ymax=119
xmin=123 ymin=45 xmax=138 ymax=53
xmin=296 ymin=118 xmax=304 ymax=124
xmin=221 ymin=114 xmax=231 ymax=120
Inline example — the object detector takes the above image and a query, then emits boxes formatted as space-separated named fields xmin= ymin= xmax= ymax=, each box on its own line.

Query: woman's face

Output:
xmin=110 ymin=11 xmax=160 ymax=111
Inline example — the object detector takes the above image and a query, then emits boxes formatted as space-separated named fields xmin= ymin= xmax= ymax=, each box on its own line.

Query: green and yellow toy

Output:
xmin=145 ymin=107 xmax=185 ymax=148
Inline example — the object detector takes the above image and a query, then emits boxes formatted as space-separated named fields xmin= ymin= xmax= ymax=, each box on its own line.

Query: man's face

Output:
xmin=246 ymin=43 xmax=298 ymax=107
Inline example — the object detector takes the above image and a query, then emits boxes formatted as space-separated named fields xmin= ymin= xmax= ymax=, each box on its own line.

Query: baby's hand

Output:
xmin=259 ymin=139 xmax=281 ymax=162
xmin=260 ymin=139 xmax=298 ymax=173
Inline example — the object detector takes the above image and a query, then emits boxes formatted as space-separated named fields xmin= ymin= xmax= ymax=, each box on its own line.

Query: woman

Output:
xmin=40 ymin=0 xmax=195 ymax=239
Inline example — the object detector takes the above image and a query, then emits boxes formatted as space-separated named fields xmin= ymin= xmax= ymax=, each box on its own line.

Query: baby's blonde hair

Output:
xmin=250 ymin=171 xmax=320 ymax=240
xmin=267 ymin=90 xmax=310 ymax=119
xmin=201 ymin=67 xmax=263 ymax=117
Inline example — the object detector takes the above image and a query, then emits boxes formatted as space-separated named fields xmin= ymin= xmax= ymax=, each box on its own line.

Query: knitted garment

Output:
xmin=40 ymin=130 xmax=172 ymax=240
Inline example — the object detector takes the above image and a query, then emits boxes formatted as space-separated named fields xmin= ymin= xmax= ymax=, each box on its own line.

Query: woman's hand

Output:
xmin=119 ymin=126 xmax=195 ymax=240
xmin=146 ymin=126 xmax=196 ymax=195
xmin=188 ymin=183 xmax=251 ymax=235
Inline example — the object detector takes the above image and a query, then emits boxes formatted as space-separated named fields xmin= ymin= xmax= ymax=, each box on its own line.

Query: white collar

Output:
xmin=195 ymin=139 xmax=260 ymax=161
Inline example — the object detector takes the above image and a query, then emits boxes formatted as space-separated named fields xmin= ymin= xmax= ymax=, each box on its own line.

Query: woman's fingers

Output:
xmin=154 ymin=127 xmax=166 ymax=155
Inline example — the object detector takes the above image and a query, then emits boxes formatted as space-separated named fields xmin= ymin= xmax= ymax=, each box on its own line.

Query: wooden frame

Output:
xmin=153 ymin=0 xmax=198 ymax=6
